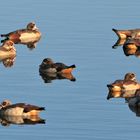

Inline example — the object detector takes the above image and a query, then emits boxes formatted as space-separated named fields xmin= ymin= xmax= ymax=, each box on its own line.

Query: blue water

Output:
xmin=1 ymin=0 xmax=140 ymax=139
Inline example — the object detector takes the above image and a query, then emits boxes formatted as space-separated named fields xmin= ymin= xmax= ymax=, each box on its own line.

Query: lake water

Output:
xmin=1 ymin=0 xmax=140 ymax=139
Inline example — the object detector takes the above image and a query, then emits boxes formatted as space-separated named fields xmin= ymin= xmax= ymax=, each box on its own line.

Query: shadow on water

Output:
xmin=0 ymin=115 xmax=45 ymax=126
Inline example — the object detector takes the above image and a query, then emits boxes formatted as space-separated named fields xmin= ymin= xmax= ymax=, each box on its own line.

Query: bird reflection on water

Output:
xmin=0 ymin=115 xmax=45 ymax=126
xmin=39 ymin=58 xmax=76 ymax=83
xmin=112 ymin=38 xmax=127 ymax=49
xmin=1 ymin=22 xmax=41 ymax=50
xmin=1 ymin=56 xmax=16 ymax=67
xmin=0 ymin=99 xmax=46 ymax=126
xmin=0 ymin=22 xmax=41 ymax=67
xmin=0 ymin=40 xmax=16 ymax=67
xmin=113 ymin=38 xmax=140 ymax=57
xmin=106 ymin=73 xmax=140 ymax=117
xmin=108 ymin=29 xmax=140 ymax=117
xmin=39 ymin=71 xmax=76 ymax=83
xmin=106 ymin=89 xmax=140 ymax=117
xmin=112 ymin=28 xmax=140 ymax=58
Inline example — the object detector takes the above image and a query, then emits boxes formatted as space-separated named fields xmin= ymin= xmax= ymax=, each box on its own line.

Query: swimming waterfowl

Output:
xmin=107 ymin=89 xmax=137 ymax=100
xmin=107 ymin=73 xmax=140 ymax=100
xmin=107 ymin=73 xmax=140 ymax=92
xmin=1 ymin=22 xmax=41 ymax=48
xmin=112 ymin=28 xmax=140 ymax=39
xmin=0 ymin=100 xmax=45 ymax=117
xmin=0 ymin=40 xmax=16 ymax=60
xmin=127 ymin=90 xmax=140 ymax=115
xmin=39 ymin=58 xmax=76 ymax=74
xmin=124 ymin=38 xmax=140 ymax=48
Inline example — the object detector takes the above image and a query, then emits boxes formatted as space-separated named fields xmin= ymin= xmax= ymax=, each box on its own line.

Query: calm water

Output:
xmin=1 ymin=0 xmax=140 ymax=139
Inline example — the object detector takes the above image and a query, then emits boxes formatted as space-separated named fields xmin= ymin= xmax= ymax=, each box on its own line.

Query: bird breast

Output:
xmin=0 ymin=107 xmax=24 ymax=116
xmin=19 ymin=32 xmax=41 ymax=43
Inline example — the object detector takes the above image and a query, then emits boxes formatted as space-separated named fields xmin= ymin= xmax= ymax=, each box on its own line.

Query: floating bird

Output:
xmin=112 ymin=37 xmax=140 ymax=57
xmin=1 ymin=22 xmax=41 ymax=49
xmin=0 ymin=40 xmax=16 ymax=60
xmin=39 ymin=58 xmax=76 ymax=74
xmin=0 ymin=100 xmax=45 ymax=117
xmin=112 ymin=28 xmax=140 ymax=39
xmin=107 ymin=73 xmax=140 ymax=93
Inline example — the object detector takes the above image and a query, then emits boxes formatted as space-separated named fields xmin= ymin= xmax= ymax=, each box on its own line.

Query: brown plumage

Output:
xmin=112 ymin=28 xmax=140 ymax=39
xmin=0 ymin=100 xmax=45 ymax=117
xmin=107 ymin=89 xmax=137 ymax=100
xmin=112 ymin=38 xmax=127 ymax=49
xmin=0 ymin=40 xmax=16 ymax=60
xmin=122 ymin=38 xmax=140 ymax=57
xmin=39 ymin=58 xmax=76 ymax=74
xmin=0 ymin=115 xmax=45 ymax=126
xmin=107 ymin=73 xmax=140 ymax=92
xmin=1 ymin=22 xmax=41 ymax=45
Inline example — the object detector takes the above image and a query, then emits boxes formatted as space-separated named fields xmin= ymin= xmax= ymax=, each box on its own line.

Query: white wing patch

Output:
xmin=20 ymin=33 xmax=40 ymax=43
xmin=4 ymin=107 xmax=24 ymax=116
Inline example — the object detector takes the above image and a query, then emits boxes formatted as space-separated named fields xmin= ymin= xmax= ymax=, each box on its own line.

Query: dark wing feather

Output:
xmin=2 ymin=103 xmax=25 ymax=110
xmin=55 ymin=63 xmax=67 ymax=71
xmin=2 ymin=103 xmax=45 ymax=113
xmin=23 ymin=104 xmax=45 ymax=113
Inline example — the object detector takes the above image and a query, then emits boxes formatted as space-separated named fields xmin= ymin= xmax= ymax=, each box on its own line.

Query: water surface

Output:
xmin=0 ymin=0 xmax=140 ymax=140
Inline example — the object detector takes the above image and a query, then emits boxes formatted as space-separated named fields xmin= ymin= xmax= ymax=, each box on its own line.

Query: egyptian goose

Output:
xmin=112 ymin=28 xmax=140 ymax=39
xmin=39 ymin=58 xmax=76 ymax=74
xmin=0 ymin=100 xmax=45 ymax=117
xmin=1 ymin=22 xmax=41 ymax=48
xmin=0 ymin=40 xmax=16 ymax=60
xmin=107 ymin=73 xmax=140 ymax=92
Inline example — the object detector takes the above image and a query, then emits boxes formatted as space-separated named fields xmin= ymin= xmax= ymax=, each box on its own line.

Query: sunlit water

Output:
xmin=1 ymin=0 xmax=140 ymax=140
